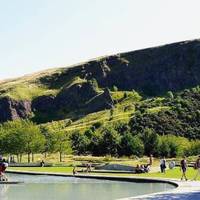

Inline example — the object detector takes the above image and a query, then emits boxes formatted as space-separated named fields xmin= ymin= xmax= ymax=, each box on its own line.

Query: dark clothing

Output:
xmin=181 ymin=159 xmax=187 ymax=172
xmin=160 ymin=159 xmax=166 ymax=173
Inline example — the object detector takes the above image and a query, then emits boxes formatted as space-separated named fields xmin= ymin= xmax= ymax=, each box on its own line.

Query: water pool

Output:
xmin=0 ymin=174 xmax=175 ymax=200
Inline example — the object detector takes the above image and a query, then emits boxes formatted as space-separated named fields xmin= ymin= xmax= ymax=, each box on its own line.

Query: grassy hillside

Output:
xmin=1 ymin=39 xmax=200 ymax=142
xmin=0 ymin=69 xmax=60 ymax=100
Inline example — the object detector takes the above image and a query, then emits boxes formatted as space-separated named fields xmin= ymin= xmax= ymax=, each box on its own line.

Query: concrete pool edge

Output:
xmin=6 ymin=169 xmax=178 ymax=186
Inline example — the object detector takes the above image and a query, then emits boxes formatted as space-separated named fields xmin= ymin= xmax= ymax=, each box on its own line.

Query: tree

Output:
xmin=158 ymin=139 xmax=170 ymax=157
xmin=70 ymin=132 xmax=90 ymax=155
xmin=141 ymin=128 xmax=159 ymax=156
xmin=18 ymin=120 xmax=45 ymax=162
xmin=100 ymin=127 xmax=121 ymax=156
xmin=119 ymin=133 xmax=144 ymax=157
xmin=0 ymin=120 xmax=45 ymax=163
xmin=45 ymin=124 xmax=71 ymax=162
xmin=159 ymin=135 xmax=190 ymax=157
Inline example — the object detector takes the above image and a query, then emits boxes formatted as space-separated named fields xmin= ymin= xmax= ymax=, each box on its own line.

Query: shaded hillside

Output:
xmin=38 ymin=39 xmax=200 ymax=96
xmin=1 ymin=39 xmax=200 ymax=124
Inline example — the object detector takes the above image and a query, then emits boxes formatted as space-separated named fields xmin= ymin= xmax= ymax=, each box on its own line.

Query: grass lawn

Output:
xmin=134 ymin=167 xmax=200 ymax=181
xmin=8 ymin=167 xmax=75 ymax=173
xmin=8 ymin=167 xmax=200 ymax=181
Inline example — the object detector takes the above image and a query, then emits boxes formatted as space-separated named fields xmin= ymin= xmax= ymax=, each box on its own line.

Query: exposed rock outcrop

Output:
xmin=85 ymin=88 xmax=114 ymax=113
xmin=0 ymin=97 xmax=31 ymax=123
xmin=32 ymin=95 xmax=56 ymax=113
xmin=56 ymin=81 xmax=99 ymax=111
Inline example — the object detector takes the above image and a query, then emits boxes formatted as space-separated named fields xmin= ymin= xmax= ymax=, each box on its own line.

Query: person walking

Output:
xmin=180 ymin=156 xmax=188 ymax=181
xmin=193 ymin=155 xmax=200 ymax=181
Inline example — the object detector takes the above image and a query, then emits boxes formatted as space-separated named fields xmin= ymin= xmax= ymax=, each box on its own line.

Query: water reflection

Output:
xmin=0 ymin=184 xmax=9 ymax=200
xmin=0 ymin=174 xmax=175 ymax=200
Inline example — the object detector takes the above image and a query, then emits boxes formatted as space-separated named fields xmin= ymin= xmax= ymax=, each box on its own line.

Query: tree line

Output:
xmin=0 ymin=119 xmax=200 ymax=163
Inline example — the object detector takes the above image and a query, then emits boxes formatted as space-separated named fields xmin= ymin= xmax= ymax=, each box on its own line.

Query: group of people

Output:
xmin=0 ymin=158 xmax=8 ymax=181
xmin=135 ymin=164 xmax=150 ymax=173
xmin=159 ymin=155 xmax=200 ymax=181
xmin=135 ymin=154 xmax=153 ymax=174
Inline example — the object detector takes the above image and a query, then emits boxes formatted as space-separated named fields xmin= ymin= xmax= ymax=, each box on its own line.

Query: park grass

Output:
xmin=134 ymin=167 xmax=200 ymax=180
xmin=8 ymin=167 xmax=200 ymax=181
xmin=8 ymin=167 xmax=75 ymax=173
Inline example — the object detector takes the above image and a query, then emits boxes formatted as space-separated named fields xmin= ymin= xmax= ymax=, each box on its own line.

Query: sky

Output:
xmin=1 ymin=0 xmax=200 ymax=80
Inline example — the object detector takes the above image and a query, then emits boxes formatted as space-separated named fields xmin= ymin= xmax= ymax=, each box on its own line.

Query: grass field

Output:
xmin=8 ymin=167 xmax=75 ymax=173
xmin=8 ymin=167 xmax=200 ymax=181
xmin=134 ymin=167 xmax=200 ymax=180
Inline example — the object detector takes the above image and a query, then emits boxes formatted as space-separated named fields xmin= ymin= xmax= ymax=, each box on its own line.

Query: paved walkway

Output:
xmin=119 ymin=180 xmax=200 ymax=200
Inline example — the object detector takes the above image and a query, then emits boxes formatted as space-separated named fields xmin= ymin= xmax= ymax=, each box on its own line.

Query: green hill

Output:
xmin=1 ymin=39 xmax=200 ymax=140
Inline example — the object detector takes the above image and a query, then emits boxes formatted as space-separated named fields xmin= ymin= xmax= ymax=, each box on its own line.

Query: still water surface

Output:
xmin=0 ymin=174 xmax=175 ymax=200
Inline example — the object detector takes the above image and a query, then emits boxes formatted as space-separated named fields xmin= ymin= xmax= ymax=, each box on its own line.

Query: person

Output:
xmin=73 ymin=166 xmax=77 ymax=175
xmin=40 ymin=160 xmax=45 ymax=167
xmin=169 ymin=161 xmax=176 ymax=169
xmin=135 ymin=164 xmax=142 ymax=173
xmin=149 ymin=154 xmax=153 ymax=166
xmin=140 ymin=165 xmax=145 ymax=173
xmin=86 ymin=163 xmax=92 ymax=173
xmin=180 ymin=156 xmax=188 ymax=181
xmin=193 ymin=155 xmax=200 ymax=181
xmin=0 ymin=159 xmax=8 ymax=181
xmin=160 ymin=157 xmax=166 ymax=173
xmin=143 ymin=164 xmax=150 ymax=173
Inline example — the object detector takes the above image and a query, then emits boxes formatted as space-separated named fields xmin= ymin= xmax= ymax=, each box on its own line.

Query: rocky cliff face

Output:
xmin=56 ymin=81 xmax=99 ymax=111
xmin=85 ymin=88 xmax=114 ymax=113
xmin=0 ymin=97 xmax=31 ymax=123
xmin=39 ymin=39 xmax=200 ymax=96
xmin=32 ymin=81 xmax=114 ymax=122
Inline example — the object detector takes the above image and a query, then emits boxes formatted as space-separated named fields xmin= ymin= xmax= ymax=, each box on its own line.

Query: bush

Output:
xmin=158 ymin=135 xmax=191 ymax=157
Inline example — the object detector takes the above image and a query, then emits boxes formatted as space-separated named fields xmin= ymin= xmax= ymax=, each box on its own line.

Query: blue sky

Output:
xmin=1 ymin=0 xmax=200 ymax=79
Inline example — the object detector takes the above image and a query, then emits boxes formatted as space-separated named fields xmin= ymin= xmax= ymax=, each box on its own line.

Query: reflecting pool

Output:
xmin=0 ymin=174 xmax=175 ymax=200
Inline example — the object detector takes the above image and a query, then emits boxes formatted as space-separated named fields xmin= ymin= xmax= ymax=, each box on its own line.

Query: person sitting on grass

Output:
xmin=135 ymin=164 xmax=142 ymax=173
xmin=193 ymin=155 xmax=200 ymax=181
xmin=144 ymin=164 xmax=150 ymax=173
xmin=135 ymin=164 xmax=149 ymax=173
xmin=180 ymin=156 xmax=188 ymax=181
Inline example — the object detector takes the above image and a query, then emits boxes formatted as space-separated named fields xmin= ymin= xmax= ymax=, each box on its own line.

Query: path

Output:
xmin=119 ymin=180 xmax=200 ymax=200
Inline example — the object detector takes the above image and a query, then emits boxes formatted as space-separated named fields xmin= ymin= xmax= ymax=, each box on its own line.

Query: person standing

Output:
xmin=149 ymin=154 xmax=153 ymax=166
xmin=160 ymin=157 xmax=166 ymax=173
xmin=73 ymin=166 xmax=77 ymax=175
xmin=180 ymin=156 xmax=188 ymax=181
xmin=193 ymin=155 xmax=200 ymax=181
